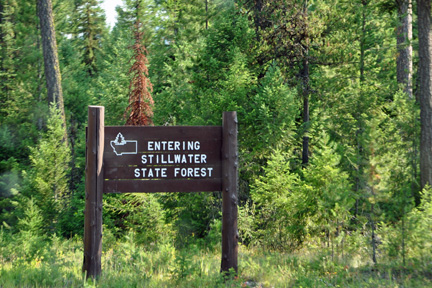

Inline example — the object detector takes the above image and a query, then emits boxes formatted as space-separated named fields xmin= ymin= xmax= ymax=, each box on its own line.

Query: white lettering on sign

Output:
xmin=132 ymin=140 xmax=215 ymax=179
xmin=174 ymin=167 xmax=213 ymax=178
xmin=148 ymin=141 xmax=200 ymax=151
xmin=141 ymin=154 xmax=207 ymax=164
xmin=134 ymin=168 xmax=168 ymax=178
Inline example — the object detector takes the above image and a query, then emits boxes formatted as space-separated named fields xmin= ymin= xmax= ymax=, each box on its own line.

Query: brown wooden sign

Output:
xmin=83 ymin=106 xmax=238 ymax=280
xmin=103 ymin=126 xmax=222 ymax=193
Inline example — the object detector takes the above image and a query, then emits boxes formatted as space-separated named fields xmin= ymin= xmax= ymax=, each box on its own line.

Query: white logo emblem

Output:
xmin=110 ymin=133 xmax=137 ymax=156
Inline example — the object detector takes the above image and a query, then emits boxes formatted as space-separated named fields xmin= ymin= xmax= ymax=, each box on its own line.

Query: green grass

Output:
xmin=1 ymin=234 xmax=431 ymax=287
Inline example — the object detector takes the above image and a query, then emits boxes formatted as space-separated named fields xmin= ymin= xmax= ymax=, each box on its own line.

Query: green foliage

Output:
xmin=204 ymin=218 xmax=222 ymax=249
xmin=102 ymin=193 xmax=173 ymax=246
xmin=0 ymin=235 xmax=430 ymax=287
xmin=57 ymin=188 xmax=85 ymax=237
xmin=93 ymin=26 xmax=132 ymax=125
xmin=0 ymin=0 xmax=17 ymax=105
xmin=73 ymin=0 xmax=107 ymax=76
xmin=251 ymin=130 xmax=353 ymax=251
xmin=243 ymin=64 xmax=299 ymax=168
xmin=237 ymin=201 xmax=256 ymax=246
xmin=124 ymin=194 xmax=171 ymax=245
xmin=20 ymin=104 xmax=71 ymax=233
xmin=251 ymin=149 xmax=302 ymax=250
xmin=404 ymin=185 xmax=432 ymax=261
xmin=159 ymin=192 xmax=221 ymax=248
xmin=301 ymin=132 xmax=353 ymax=234
xmin=0 ymin=0 xmax=40 ymax=165
xmin=0 ymin=157 xmax=20 ymax=198
xmin=172 ymin=248 xmax=198 ymax=282
xmin=15 ymin=197 xmax=47 ymax=261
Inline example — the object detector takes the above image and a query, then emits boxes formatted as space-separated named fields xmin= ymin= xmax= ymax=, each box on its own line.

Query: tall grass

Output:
xmin=1 ymin=231 xmax=431 ymax=287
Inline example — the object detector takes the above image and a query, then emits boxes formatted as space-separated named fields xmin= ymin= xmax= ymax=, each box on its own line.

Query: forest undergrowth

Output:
xmin=1 ymin=230 xmax=431 ymax=288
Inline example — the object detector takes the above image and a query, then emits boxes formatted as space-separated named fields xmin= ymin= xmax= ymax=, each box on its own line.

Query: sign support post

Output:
xmin=221 ymin=111 xmax=239 ymax=274
xmin=83 ymin=106 xmax=104 ymax=279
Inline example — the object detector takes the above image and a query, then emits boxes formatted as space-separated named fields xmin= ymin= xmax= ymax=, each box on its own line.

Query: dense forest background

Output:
xmin=2 ymin=0 xmax=432 ymax=286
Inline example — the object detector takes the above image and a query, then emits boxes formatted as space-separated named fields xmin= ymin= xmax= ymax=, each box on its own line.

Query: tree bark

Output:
xmin=221 ymin=111 xmax=239 ymax=275
xmin=418 ymin=0 xmax=432 ymax=188
xmin=37 ymin=0 xmax=67 ymax=141
xmin=301 ymin=0 xmax=310 ymax=166
xmin=253 ymin=0 xmax=263 ymax=41
xmin=397 ymin=0 xmax=413 ymax=98
xmin=205 ymin=0 xmax=208 ymax=30
xmin=301 ymin=55 xmax=310 ymax=166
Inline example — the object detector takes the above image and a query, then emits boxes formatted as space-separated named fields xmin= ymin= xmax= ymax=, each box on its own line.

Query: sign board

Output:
xmin=103 ymin=126 xmax=222 ymax=193
xmin=82 ymin=106 xmax=238 ymax=279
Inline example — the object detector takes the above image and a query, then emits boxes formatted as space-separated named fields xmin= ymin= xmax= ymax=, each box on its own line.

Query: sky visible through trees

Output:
xmin=101 ymin=0 xmax=122 ymax=28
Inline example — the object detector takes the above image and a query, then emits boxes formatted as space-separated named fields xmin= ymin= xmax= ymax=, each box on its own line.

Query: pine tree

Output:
xmin=0 ymin=0 xmax=41 ymax=163
xmin=23 ymin=104 xmax=71 ymax=233
xmin=125 ymin=19 xmax=154 ymax=125
xmin=75 ymin=0 xmax=106 ymax=76
xmin=16 ymin=198 xmax=47 ymax=260
xmin=0 ymin=0 xmax=17 ymax=110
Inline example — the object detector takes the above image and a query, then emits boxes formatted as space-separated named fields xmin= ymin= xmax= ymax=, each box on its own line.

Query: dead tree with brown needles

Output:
xmin=125 ymin=20 xmax=154 ymax=126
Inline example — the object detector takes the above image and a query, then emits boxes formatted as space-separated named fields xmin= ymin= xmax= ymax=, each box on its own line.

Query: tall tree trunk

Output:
xmin=36 ymin=16 xmax=44 ymax=131
xmin=0 ymin=2 xmax=4 ymax=74
xmin=301 ymin=0 xmax=310 ymax=166
xmin=397 ymin=0 xmax=413 ymax=98
xmin=353 ymin=0 xmax=368 ymax=218
xmin=37 ymin=0 xmax=68 ymax=141
xmin=360 ymin=0 xmax=366 ymax=83
xmin=370 ymin=203 xmax=377 ymax=265
xmin=301 ymin=55 xmax=310 ymax=166
xmin=0 ymin=1 xmax=7 ymax=98
xmin=205 ymin=0 xmax=208 ymax=30
xmin=418 ymin=0 xmax=432 ymax=188
xmin=253 ymin=0 xmax=263 ymax=41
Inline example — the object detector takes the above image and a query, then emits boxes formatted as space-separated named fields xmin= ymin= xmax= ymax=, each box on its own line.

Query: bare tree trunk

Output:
xmin=0 ymin=2 xmax=4 ymax=76
xmin=397 ymin=0 xmax=413 ymax=98
xmin=354 ymin=0 xmax=368 ymax=219
xmin=370 ymin=205 xmax=377 ymax=265
xmin=301 ymin=0 xmax=310 ymax=166
xmin=37 ymin=0 xmax=67 ymax=142
xmin=301 ymin=55 xmax=310 ymax=166
xmin=253 ymin=0 xmax=263 ymax=41
xmin=360 ymin=0 xmax=366 ymax=83
xmin=205 ymin=0 xmax=208 ymax=30
xmin=418 ymin=0 xmax=432 ymax=188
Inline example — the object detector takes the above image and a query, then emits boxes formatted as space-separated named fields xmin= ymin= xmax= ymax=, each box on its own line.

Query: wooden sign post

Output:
xmin=83 ymin=106 xmax=238 ymax=279
xmin=221 ymin=111 xmax=238 ymax=274
xmin=83 ymin=106 xmax=104 ymax=278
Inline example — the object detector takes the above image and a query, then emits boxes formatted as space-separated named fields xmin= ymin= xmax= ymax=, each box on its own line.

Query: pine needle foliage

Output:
xmin=22 ymin=104 xmax=71 ymax=233
xmin=125 ymin=21 xmax=154 ymax=126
